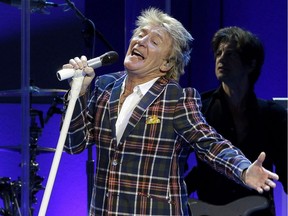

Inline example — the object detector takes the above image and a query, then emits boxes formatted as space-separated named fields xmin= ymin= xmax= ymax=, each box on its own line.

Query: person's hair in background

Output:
xmin=132 ymin=7 xmax=194 ymax=80
xmin=211 ymin=26 xmax=265 ymax=87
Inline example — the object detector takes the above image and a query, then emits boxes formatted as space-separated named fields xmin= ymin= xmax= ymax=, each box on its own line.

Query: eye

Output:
xmin=226 ymin=51 xmax=239 ymax=58
xmin=152 ymin=40 xmax=158 ymax=45
xmin=215 ymin=50 xmax=222 ymax=57
xmin=151 ymin=36 xmax=161 ymax=46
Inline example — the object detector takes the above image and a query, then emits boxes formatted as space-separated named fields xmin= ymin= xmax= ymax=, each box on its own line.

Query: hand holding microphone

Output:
xmin=63 ymin=55 xmax=95 ymax=95
xmin=57 ymin=51 xmax=119 ymax=95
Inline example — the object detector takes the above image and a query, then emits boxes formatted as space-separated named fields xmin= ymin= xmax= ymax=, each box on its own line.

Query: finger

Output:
xmin=256 ymin=187 xmax=263 ymax=194
xmin=268 ymin=171 xmax=279 ymax=181
xmin=69 ymin=58 xmax=78 ymax=69
xmin=81 ymin=55 xmax=88 ymax=67
xmin=63 ymin=63 xmax=73 ymax=69
xmin=260 ymin=179 xmax=275 ymax=192
xmin=255 ymin=152 xmax=266 ymax=165
xmin=74 ymin=57 xmax=83 ymax=69
xmin=84 ymin=67 xmax=94 ymax=76
xmin=263 ymin=184 xmax=270 ymax=191
xmin=265 ymin=179 xmax=277 ymax=188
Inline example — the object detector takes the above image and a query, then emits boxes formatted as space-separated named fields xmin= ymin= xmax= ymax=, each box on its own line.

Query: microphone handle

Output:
xmin=56 ymin=57 xmax=102 ymax=81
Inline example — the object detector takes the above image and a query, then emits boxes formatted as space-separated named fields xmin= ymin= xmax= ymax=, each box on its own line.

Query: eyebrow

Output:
xmin=140 ymin=27 xmax=165 ymax=41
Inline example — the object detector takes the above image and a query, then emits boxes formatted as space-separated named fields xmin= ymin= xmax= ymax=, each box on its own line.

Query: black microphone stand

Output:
xmin=64 ymin=1 xmax=114 ymax=214
xmin=65 ymin=0 xmax=114 ymax=55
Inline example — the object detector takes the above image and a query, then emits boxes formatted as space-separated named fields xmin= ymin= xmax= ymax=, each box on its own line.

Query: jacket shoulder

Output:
xmin=200 ymin=89 xmax=217 ymax=100
xmin=257 ymin=98 xmax=287 ymax=119
xmin=95 ymin=71 xmax=126 ymax=89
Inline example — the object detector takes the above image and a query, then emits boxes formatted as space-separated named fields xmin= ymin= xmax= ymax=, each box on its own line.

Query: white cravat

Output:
xmin=115 ymin=77 xmax=159 ymax=144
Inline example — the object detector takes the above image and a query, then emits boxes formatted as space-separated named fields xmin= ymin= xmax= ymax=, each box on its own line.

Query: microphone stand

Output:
xmin=65 ymin=0 xmax=114 ymax=53
xmin=64 ymin=1 xmax=114 ymax=214
xmin=38 ymin=71 xmax=84 ymax=216
xmin=86 ymin=144 xmax=94 ymax=213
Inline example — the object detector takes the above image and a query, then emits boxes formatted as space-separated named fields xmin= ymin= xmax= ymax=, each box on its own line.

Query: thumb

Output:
xmin=255 ymin=152 xmax=266 ymax=166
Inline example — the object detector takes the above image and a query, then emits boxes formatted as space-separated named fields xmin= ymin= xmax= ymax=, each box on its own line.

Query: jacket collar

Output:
xmin=109 ymin=75 xmax=169 ymax=146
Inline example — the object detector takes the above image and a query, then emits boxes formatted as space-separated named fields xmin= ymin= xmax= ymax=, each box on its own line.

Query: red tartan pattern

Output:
xmin=64 ymin=71 xmax=251 ymax=215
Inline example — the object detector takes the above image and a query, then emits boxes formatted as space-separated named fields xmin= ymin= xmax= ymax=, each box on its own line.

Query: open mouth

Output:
xmin=132 ymin=49 xmax=144 ymax=60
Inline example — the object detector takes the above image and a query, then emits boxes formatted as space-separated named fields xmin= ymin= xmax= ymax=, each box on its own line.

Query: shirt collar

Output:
xmin=121 ymin=77 xmax=160 ymax=97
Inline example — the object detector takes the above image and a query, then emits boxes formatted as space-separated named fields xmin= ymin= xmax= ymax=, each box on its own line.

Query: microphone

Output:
xmin=56 ymin=51 xmax=119 ymax=81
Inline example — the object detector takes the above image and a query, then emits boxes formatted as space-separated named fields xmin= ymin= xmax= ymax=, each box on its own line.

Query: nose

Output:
xmin=137 ymin=35 xmax=148 ymax=46
xmin=217 ymin=52 xmax=226 ymax=63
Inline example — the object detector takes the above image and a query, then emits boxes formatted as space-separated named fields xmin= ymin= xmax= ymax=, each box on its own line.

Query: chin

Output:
xmin=125 ymin=60 xmax=143 ymax=71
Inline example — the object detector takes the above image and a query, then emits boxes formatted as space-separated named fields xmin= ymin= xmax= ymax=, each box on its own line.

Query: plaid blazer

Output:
xmin=64 ymin=71 xmax=251 ymax=216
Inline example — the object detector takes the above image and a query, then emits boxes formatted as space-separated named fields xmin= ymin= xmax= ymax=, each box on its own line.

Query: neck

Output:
xmin=222 ymin=82 xmax=249 ymax=109
xmin=126 ymin=74 xmax=159 ymax=89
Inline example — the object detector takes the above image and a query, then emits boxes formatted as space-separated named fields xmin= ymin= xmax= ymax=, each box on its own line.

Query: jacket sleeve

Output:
xmin=62 ymin=76 xmax=102 ymax=154
xmin=62 ymin=71 xmax=126 ymax=154
xmin=62 ymin=87 xmax=95 ymax=154
xmin=174 ymin=87 xmax=251 ymax=185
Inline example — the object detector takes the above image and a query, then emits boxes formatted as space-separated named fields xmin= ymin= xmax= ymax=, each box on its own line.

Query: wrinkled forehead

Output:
xmin=134 ymin=25 xmax=171 ymax=38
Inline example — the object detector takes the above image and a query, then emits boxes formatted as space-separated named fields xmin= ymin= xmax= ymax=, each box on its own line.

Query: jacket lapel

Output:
xmin=109 ymin=75 xmax=126 ymax=140
xmin=119 ymin=77 xmax=169 ymax=144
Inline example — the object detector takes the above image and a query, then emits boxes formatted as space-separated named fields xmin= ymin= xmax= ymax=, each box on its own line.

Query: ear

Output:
xmin=160 ymin=60 xmax=173 ymax=72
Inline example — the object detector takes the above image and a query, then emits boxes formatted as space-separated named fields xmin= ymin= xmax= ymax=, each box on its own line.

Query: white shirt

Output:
xmin=115 ymin=77 xmax=159 ymax=144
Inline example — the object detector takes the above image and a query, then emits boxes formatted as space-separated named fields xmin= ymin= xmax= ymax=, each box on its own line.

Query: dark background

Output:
xmin=0 ymin=0 xmax=286 ymax=215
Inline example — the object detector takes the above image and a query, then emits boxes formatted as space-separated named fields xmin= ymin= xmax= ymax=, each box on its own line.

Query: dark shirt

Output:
xmin=185 ymin=86 xmax=287 ymax=216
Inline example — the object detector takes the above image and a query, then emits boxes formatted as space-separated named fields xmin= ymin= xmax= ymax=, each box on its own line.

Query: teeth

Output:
xmin=132 ymin=49 xmax=143 ymax=58
xmin=134 ymin=50 xmax=141 ymax=55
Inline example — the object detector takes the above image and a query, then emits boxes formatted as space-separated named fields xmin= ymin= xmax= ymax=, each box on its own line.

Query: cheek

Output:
xmin=147 ymin=59 xmax=163 ymax=69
